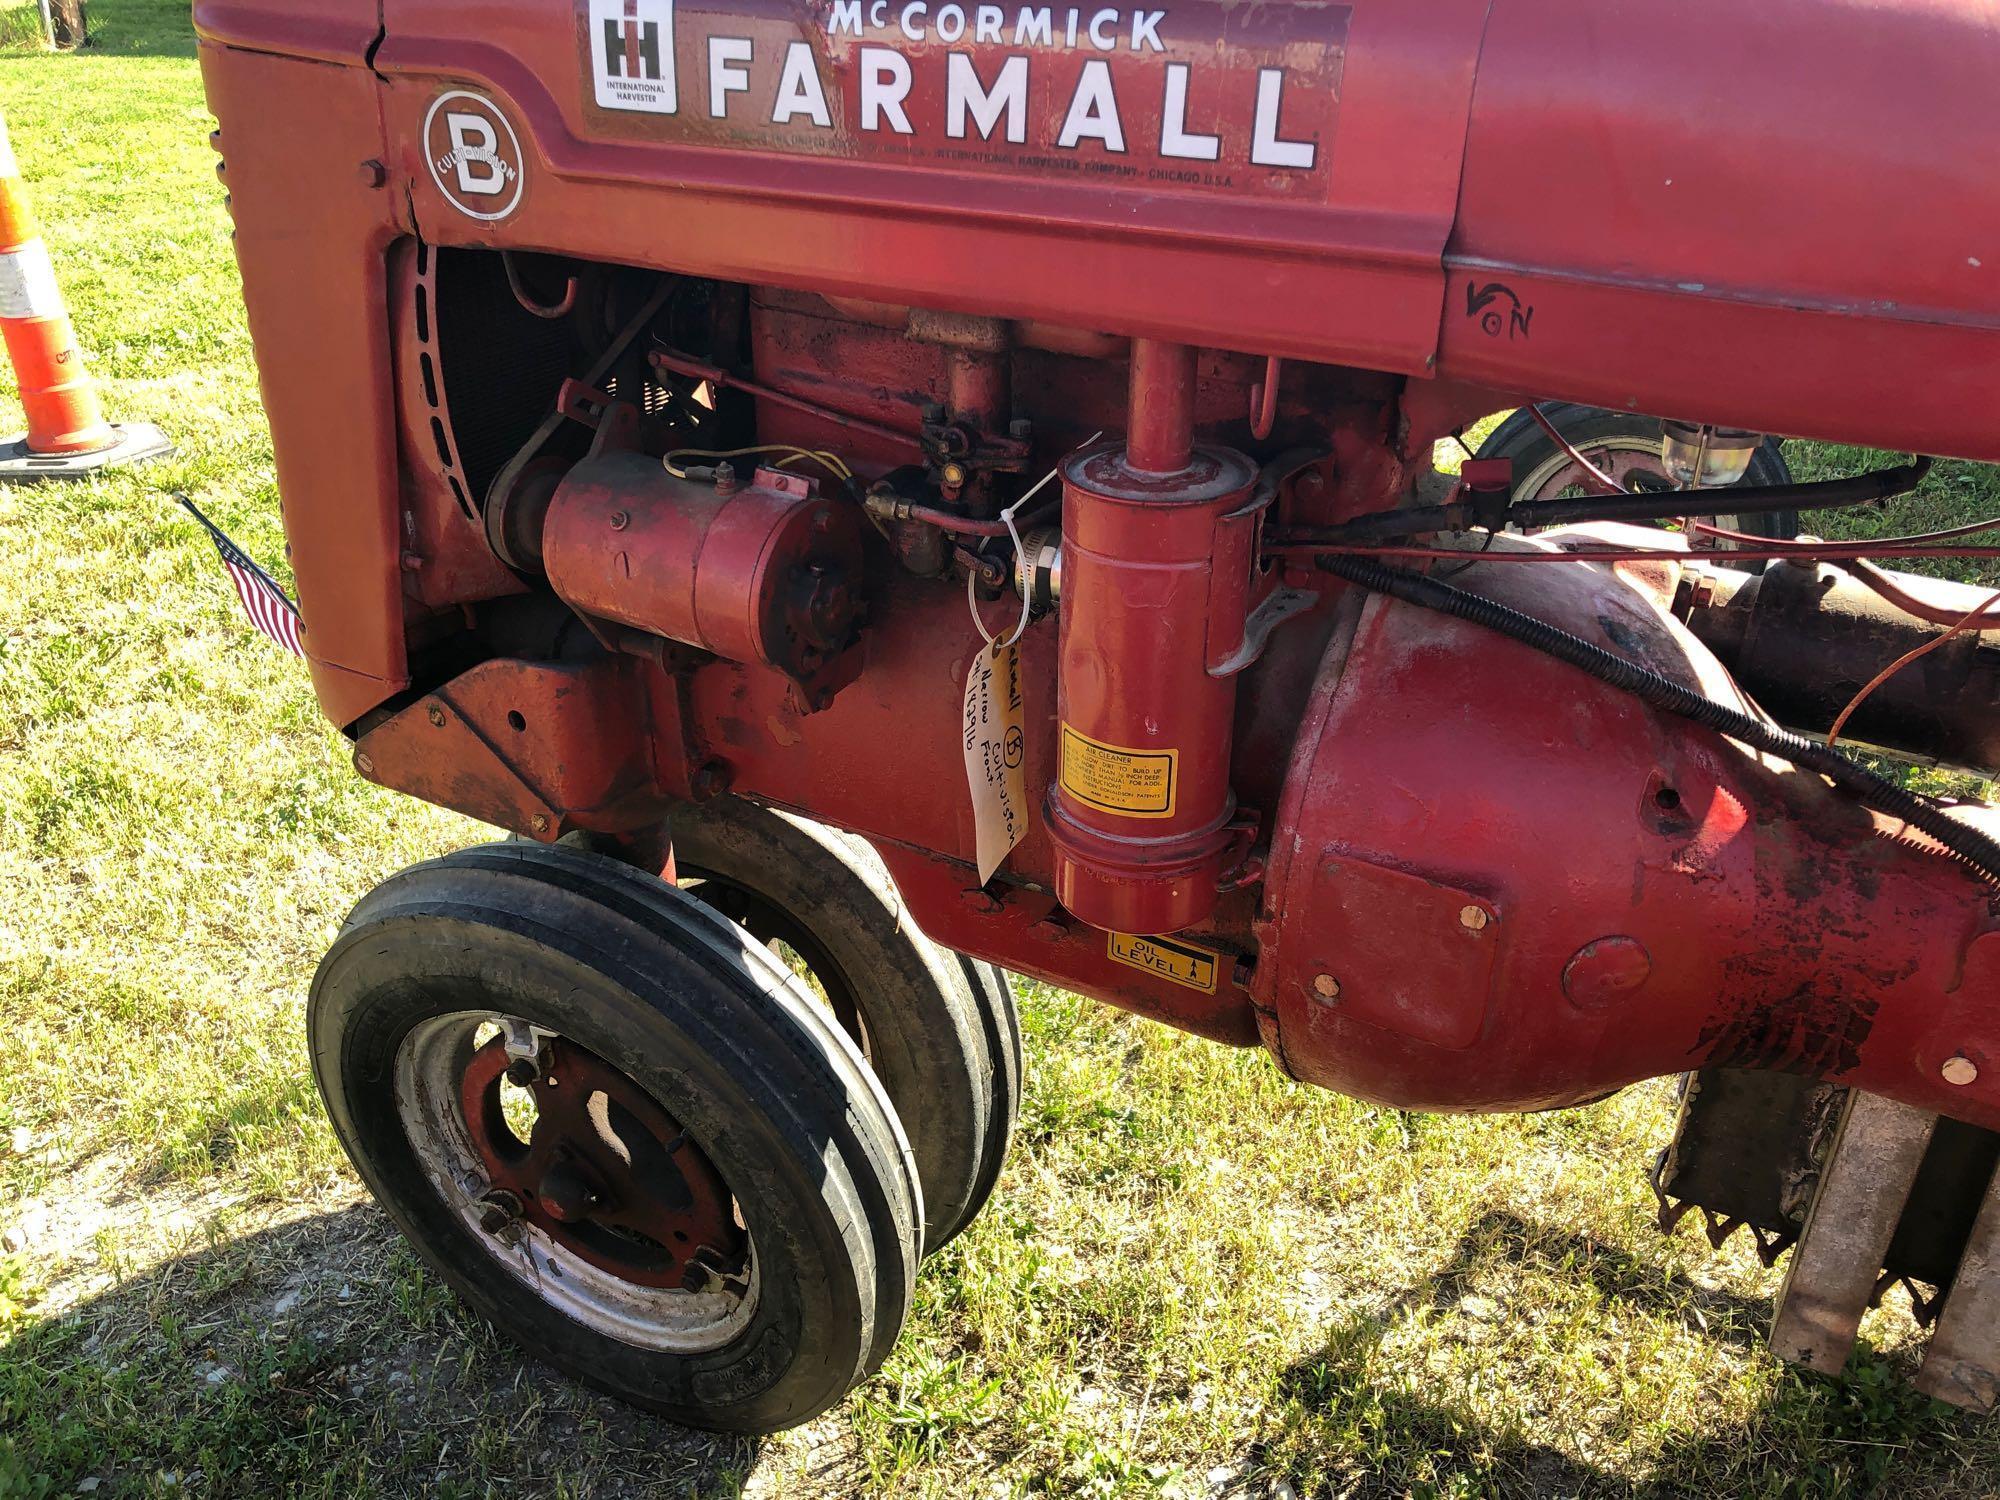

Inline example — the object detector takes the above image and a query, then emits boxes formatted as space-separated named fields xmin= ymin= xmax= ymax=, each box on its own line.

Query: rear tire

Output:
xmin=1475 ymin=402 xmax=1797 ymax=552
xmin=668 ymin=799 xmax=1021 ymax=1253
xmin=309 ymin=841 xmax=922 ymax=1433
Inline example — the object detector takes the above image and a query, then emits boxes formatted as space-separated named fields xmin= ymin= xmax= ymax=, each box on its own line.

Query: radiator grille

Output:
xmin=433 ymin=246 xmax=579 ymax=510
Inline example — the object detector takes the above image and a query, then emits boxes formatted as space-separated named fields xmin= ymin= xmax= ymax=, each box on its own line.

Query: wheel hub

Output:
xmin=457 ymin=1033 xmax=745 ymax=1291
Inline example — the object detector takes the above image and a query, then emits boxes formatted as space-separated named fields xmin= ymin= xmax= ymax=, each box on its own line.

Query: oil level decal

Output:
xmin=1059 ymin=724 xmax=1177 ymax=818
xmin=423 ymin=90 xmax=526 ymax=222
xmin=1108 ymin=932 xmax=1219 ymax=993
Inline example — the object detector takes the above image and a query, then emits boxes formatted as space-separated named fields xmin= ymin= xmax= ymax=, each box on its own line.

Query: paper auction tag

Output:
xmin=962 ymin=639 xmax=1028 ymax=884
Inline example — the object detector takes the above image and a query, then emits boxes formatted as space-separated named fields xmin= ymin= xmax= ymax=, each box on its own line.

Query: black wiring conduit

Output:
xmin=1322 ymin=555 xmax=2000 ymax=888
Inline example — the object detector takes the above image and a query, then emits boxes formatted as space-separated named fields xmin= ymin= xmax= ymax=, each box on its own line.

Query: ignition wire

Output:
xmin=664 ymin=444 xmax=854 ymax=482
xmin=1827 ymin=588 xmax=2000 ymax=749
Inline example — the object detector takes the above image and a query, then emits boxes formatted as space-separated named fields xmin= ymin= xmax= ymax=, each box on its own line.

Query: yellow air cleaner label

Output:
xmin=1108 ymin=932 xmax=1219 ymax=992
xmin=1059 ymin=725 xmax=1176 ymax=818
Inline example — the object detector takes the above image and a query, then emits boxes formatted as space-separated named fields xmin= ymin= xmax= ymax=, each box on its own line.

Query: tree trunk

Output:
xmin=46 ymin=0 xmax=86 ymax=49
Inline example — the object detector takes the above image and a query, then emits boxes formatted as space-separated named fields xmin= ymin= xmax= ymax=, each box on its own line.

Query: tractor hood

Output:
xmin=195 ymin=0 xmax=2000 ymax=458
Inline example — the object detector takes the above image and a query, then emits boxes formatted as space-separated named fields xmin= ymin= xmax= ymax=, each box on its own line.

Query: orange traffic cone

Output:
xmin=0 ymin=109 xmax=170 ymax=481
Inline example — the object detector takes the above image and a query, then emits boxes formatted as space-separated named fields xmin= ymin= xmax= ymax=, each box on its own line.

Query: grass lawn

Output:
xmin=4 ymin=3 xmax=2000 ymax=1495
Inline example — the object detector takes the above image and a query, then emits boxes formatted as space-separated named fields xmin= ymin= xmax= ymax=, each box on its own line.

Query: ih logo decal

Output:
xmin=591 ymin=0 xmax=678 ymax=114
xmin=423 ymin=91 xmax=526 ymax=221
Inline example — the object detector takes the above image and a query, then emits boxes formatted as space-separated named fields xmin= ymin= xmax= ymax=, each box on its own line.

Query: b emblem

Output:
xmin=423 ymin=91 xmax=526 ymax=222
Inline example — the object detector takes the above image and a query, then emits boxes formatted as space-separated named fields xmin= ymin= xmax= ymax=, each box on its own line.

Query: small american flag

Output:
xmin=178 ymin=494 xmax=305 ymax=657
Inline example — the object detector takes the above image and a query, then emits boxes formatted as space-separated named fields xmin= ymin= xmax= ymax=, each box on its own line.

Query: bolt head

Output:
xmin=476 ymin=1191 xmax=521 ymax=1235
xmin=353 ymin=751 xmax=374 ymax=776
xmin=1944 ymin=1054 xmax=1980 ymax=1086
xmin=608 ymin=509 xmax=629 ymax=531
xmin=426 ymin=703 xmax=447 ymax=728
xmin=1311 ymin=973 xmax=1341 ymax=1001
xmin=504 ymin=1058 xmax=539 ymax=1088
xmin=530 ymin=814 xmax=552 ymax=835
xmin=357 ymin=158 xmax=387 ymax=189
xmin=1459 ymin=905 xmax=1490 ymax=932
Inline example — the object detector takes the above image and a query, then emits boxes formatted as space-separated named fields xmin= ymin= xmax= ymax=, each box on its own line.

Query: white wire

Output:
xmin=965 ymin=433 xmax=1099 ymax=651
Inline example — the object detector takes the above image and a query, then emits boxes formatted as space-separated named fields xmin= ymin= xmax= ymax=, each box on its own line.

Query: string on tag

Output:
xmin=965 ymin=432 xmax=1100 ymax=650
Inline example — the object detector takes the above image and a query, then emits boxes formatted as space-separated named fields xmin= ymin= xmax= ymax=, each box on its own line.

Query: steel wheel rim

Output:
xmin=394 ymin=1010 xmax=759 ymax=1352
xmin=1512 ymin=434 xmax=1763 ymax=545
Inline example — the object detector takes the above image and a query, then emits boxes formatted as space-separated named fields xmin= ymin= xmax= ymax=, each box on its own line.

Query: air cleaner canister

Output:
xmin=1045 ymin=442 xmax=1260 ymax=935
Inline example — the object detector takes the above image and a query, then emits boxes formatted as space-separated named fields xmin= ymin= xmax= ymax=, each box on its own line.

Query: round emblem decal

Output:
xmin=423 ymin=90 xmax=525 ymax=222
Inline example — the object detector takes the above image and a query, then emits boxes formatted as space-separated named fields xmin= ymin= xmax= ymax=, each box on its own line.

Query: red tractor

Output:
xmin=199 ymin=0 xmax=2000 ymax=1432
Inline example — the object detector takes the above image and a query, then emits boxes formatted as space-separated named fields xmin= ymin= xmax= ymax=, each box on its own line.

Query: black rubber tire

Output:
xmin=668 ymin=799 xmax=1020 ymax=1254
xmin=951 ymin=954 xmax=1023 ymax=1241
xmin=1474 ymin=402 xmax=1798 ymax=544
xmin=308 ymin=841 xmax=922 ymax=1433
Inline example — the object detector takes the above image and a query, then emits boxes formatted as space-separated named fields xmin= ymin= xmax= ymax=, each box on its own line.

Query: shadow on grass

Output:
xmin=1402 ymin=1208 xmax=1776 ymax=1353
xmin=1265 ymin=1209 xmax=1990 ymax=1499
xmin=0 ymin=1203 xmax=771 ymax=1498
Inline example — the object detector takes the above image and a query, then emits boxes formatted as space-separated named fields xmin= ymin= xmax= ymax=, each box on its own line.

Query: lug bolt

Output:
xmin=1944 ymin=1054 xmax=1980 ymax=1086
xmin=1311 ymin=973 xmax=1341 ymax=1002
xmin=476 ymin=1190 xmax=522 ymax=1236
xmin=1459 ymin=905 xmax=1490 ymax=932
xmin=682 ymin=1261 xmax=711 ymax=1293
xmin=504 ymin=1058 xmax=539 ymax=1088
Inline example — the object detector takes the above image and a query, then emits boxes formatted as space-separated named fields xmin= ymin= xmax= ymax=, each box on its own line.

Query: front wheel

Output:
xmin=668 ymin=798 xmax=1022 ymax=1254
xmin=309 ymin=841 xmax=923 ymax=1433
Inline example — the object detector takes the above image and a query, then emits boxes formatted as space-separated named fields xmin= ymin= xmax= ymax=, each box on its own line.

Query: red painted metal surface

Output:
xmin=353 ymin=658 xmax=667 ymax=838
xmin=1124 ymin=340 xmax=1197 ymax=476
xmin=1048 ymin=435 xmax=1257 ymax=933
xmin=541 ymin=449 xmax=865 ymax=704
xmin=197 ymin=0 xmax=2000 ymax=1140
xmin=197 ymin=42 xmax=409 ymax=727
xmin=1254 ymin=542 xmax=2000 ymax=1130
xmin=459 ymin=1034 xmax=744 ymax=1289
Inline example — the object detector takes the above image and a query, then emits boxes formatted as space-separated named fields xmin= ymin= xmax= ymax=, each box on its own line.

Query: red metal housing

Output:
xmin=1048 ymin=437 xmax=1259 ymax=933
xmin=541 ymin=449 xmax=865 ymax=707
xmin=196 ymin=0 xmax=2000 ymax=1148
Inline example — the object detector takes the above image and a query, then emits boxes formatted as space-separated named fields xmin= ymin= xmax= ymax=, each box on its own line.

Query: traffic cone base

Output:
xmin=0 ymin=109 xmax=168 ymax=479
xmin=0 ymin=419 xmax=173 ymax=482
